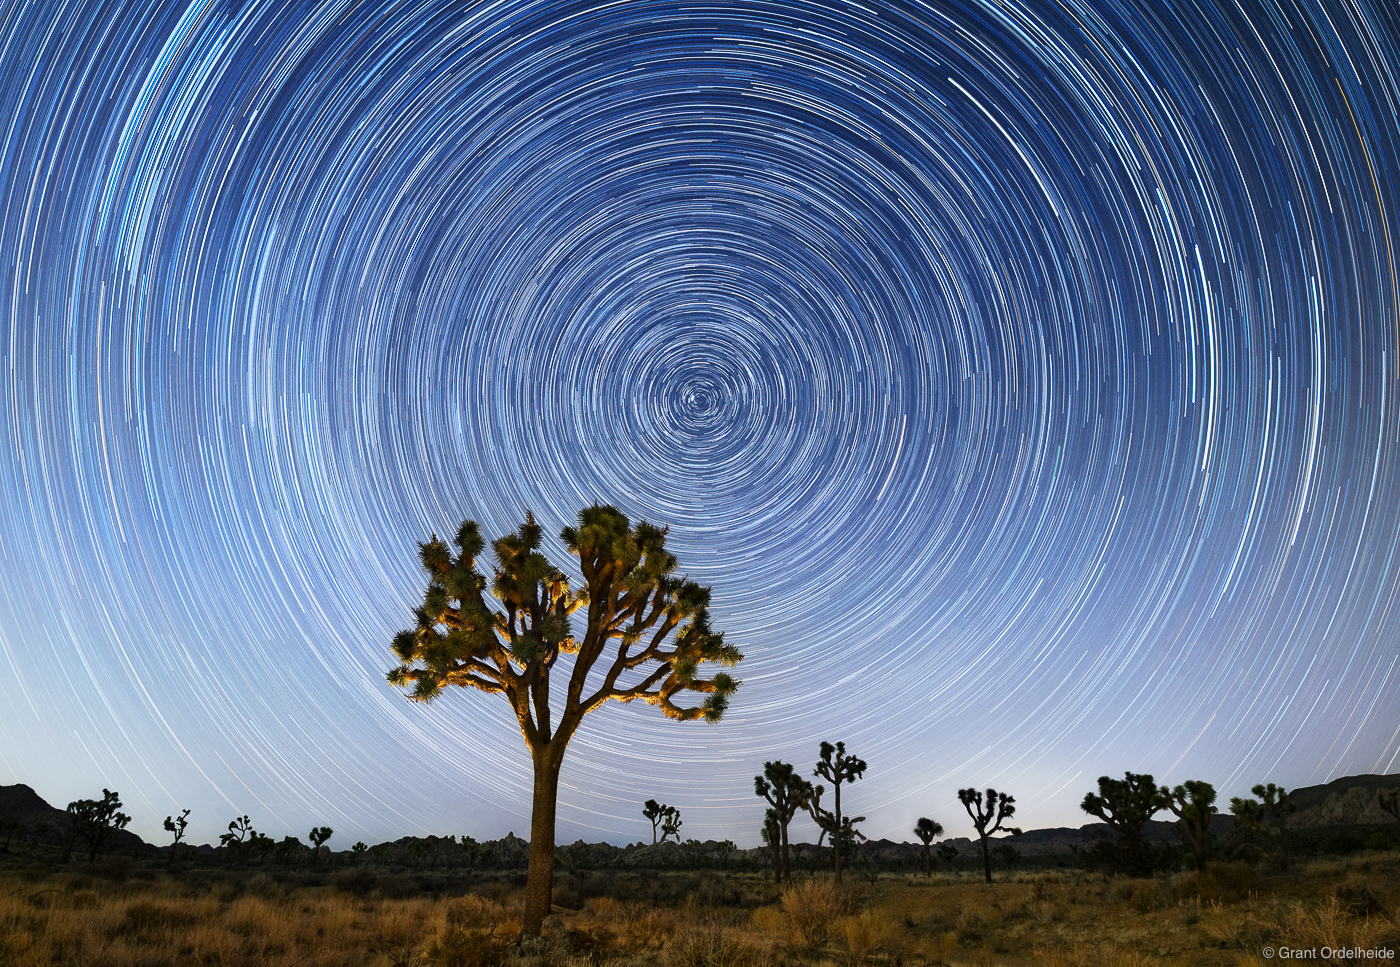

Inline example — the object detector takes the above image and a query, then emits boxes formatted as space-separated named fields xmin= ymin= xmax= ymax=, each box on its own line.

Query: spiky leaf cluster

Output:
xmin=388 ymin=506 xmax=742 ymax=743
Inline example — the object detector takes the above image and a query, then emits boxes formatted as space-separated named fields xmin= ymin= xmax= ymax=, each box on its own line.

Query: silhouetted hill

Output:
xmin=1284 ymin=773 xmax=1400 ymax=826
xmin=0 ymin=783 xmax=149 ymax=853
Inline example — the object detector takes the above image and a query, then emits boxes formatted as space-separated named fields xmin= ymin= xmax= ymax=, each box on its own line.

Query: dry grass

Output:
xmin=0 ymin=851 xmax=1397 ymax=966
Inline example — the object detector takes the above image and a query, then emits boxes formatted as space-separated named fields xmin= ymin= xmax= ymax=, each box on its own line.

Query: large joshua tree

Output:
xmin=387 ymin=506 xmax=742 ymax=936
xmin=1080 ymin=772 xmax=1163 ymax=876
xmin=1159 ymin=780 xmax=1217 ymax=871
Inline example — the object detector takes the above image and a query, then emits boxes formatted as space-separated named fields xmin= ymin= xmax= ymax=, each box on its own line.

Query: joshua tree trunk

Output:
xmin=780 ymin=820 xmax=792 ymax=883
xmin=832 ymin=781 xmax=843 ymax=883
xmin=523 ymin=745 xmax=564 ymax=938
xmin=978 ymin=835 xmax=992 ymax=884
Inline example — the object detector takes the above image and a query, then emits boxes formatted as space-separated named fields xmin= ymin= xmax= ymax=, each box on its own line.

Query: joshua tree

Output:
xmin=755 ymin=760 xmax=813 ymax=884
xmin=714 ymin=838 xmax=736 ymax=871
xmin=1159 ymin=781 xmax=1216 ymax=871
xmin=65 ymin=789 xmax=131 ymax=864
xmin=1381 ymin=789 xmax=1400 ymax=823
xmin=643 ymin=799 xmax=668 ymax=844
xmin=309 ymin=826 xmax=333 ymax=859
xmin=661 ymin=808 xmax=683 ymax=844
xmin=958 ymin=787 xmax=1021 ymax=884
xmin=644 ymin=799 xmax=683 ymax=844
xmin=936 ymin=841 xmax=959 ymax=870
xmin=807 ymin=783 xmax=866 ymax=875
xmin=813 ymin=740 xmax=867 ymax=882
xmin=760 ymin=808 xmax=783 ymax=883
xmin=164 ymin=808 xmax=190 ymax=867
xmin=250 ymin=830 xmax=275 ymax=866
xmin=0 ymin=818 xmax=19 ymax=854
xmin=914 ymin=817 xmax=945 ymax=877
xmin=993 ymin=842 xmax=1021 ymax=870
xmin=1251 ymin=782 xmax=1297 ymax=865
xmin=220 ymin=815 xmax=254 ymax=866
xmin=275 ymin=835 xmax=305 ymax=867
xmin=1080 ymin=772 xmax=1163 ymax=876
xmin=387 ymin=506 xmax=742 ymax=936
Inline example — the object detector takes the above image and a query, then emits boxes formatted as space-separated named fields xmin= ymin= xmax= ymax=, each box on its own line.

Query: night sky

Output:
xmin=1 ymin=0 xmax=1398 ymax=851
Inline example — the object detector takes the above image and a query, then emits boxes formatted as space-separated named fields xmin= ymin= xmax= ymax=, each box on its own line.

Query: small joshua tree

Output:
xmin=387 ymin=507 xmax=741 ymax=936
xmin=661 ymin=807 xmax=683 ymax=844
xmin=958 ymin=787 xmax=1020 ymax=884
xmin=1159 ymin=781 xmax=1217 ymax=871
xmin=644 ymin=800 xmax=682 ymax=844
xmin=1252 ymin=782 xmax=1297 ymax=865
xmin=914 ymin=817 xmax=945 ymax=877
xmin=1227 ymin=784 xmax=1294 ymax=864
xmin=1080 ymin=772 xmax=1163 ymax=876
xmin=813 ymin=740 xmax=867 ymax=882
xmin=65 ymin=789 xmax=131 ymax=864
xmin=755 ymin=760 xmax=813 ymax=884
xmin=221 ymin=815 xmax=254 ymax=866
xmin=807 ymin=783 xmax=866 ymax=876
xmin=0 ymin=817 xmax=19 ymax=854
xmin=714 ymin=838 xmax=736 ymax=871
xmin=164 ymin=808 xmax=190 ymax=867
xmin=643 ymin=800 xmax=668 ymax=844
xmin=309 ymin=826 xmax=333 ymax=863
xmin=936 ymin=841 xmax=959 ymax=871
xmin=275 ymin=835 xmax=305 ymax=867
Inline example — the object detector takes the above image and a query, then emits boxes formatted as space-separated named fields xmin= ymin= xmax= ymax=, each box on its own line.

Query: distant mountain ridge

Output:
xmin=1 ymin=772 xmax=1396 ymax=853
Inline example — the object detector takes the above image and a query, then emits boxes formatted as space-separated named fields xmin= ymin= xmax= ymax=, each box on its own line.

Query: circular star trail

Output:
xmin=1 ymin=0 xmax=1398 ymax=846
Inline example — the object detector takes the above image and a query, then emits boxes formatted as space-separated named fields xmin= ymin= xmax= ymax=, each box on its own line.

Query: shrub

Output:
xmin=1169 ymin=861 xmax=1256 ymax=903
xmin=1335 ymin=883 xmax=1384 ymax=918
xmin=667 ymin=926 xmax=768 ymax=967
xmin=779 ymin=878 xmax=861 ymax=947
xmin=422 ymin=925 xmax=507 ymax=967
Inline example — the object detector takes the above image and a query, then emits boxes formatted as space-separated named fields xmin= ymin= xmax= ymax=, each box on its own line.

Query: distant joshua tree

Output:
xmin=662 ymin=810 xmax=683 ymax=844
xmin=1159 ymin=781 xmax=1217 ymax=871
xmin=1251 ymin=782 xmax=1297 ymax=865
xmin=936 ymin=841 xmax=959 ymax=870
xmin=643 ymin=799 xmax=682 ymax=843
xmin=386 ymin=507 xmax=741 ymax=936
xmin=993 ymin=842 xmax=1021 ymax=870
xmin=1080 ymin=772 xmax=1163 ymax=876
xmin=958 ymin=787 xmax=1021 ymax=884
xmin=812 ymin=740 xmax=867 ymax=882
xmin=755 ymin=760 xmax=813 ymax=884
xmin=807 ymin=784 xmax=866 ymax=874
xmin=275 ymin=835 xmax=305 ymax=867
xmin=914 ymin=817 xmax=945 ymax=877
xmin=220 ymin=815 xmax=254 ymax=866
xmin=643 ymin=800 xmax=667 ymax=844
xmin=714 ymin=838 xmax=737 ymax=871
xmin=309 ymin=826 xmax=333 ymax=862
xmin=64 ymin=789 xmax=131 ymax=864
xmin=0 ymin=817 xmax=19 ymax=854
xmin=1381 ymin=789 xmax=1400 ymax=823
xmin=164 ymin=808 xmax=190 ymax=867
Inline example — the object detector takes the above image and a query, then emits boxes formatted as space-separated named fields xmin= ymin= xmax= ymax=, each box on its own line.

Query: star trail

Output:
xmin=1 ymin=0 xmax=1398 ymax=848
